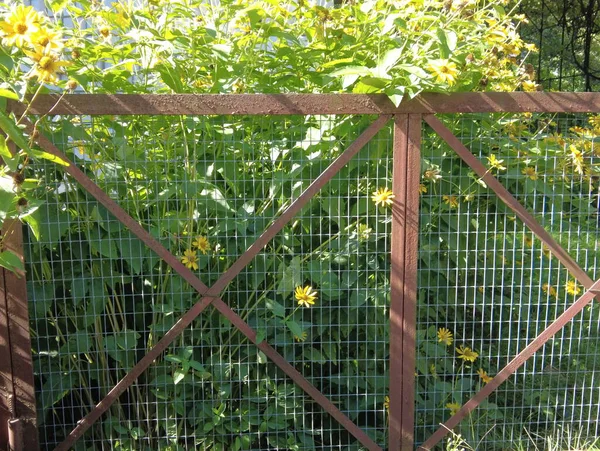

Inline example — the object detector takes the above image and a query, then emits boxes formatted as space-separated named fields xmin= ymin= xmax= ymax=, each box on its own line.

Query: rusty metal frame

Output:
xmin=389 ymin=114 xmax=421 ymax=450
xmin=6 ymin=92 xmax=600 ymax=451
xmin=9 ymin=92 xmax=600 ymax=116
xmin=21 ymin=115 xmax=391 ymax=451
xmin=0 ymin=139 xmax=39 ymax=451
xmin=0 ymin=219 xmax=39 ymax=451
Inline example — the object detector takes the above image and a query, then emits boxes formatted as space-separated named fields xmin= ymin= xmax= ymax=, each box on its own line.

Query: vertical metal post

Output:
xmin=389 ymin=114 xmax=421 ymax=450
xmin=0 ymin=217 xmax=38 ymax=451
xmin=0 ymin=139 xmax=39 ymax=451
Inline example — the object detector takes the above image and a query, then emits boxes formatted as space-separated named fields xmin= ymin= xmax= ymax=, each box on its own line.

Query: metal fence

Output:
xmin=1 ymin=93 xmax=600 ymax=451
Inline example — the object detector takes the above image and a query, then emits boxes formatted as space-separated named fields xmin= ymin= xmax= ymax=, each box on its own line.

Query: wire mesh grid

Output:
xmin=416 ymin=112 xmax=600 ymax=449
xmin=23 ymin=113 xmax=392 ymax=450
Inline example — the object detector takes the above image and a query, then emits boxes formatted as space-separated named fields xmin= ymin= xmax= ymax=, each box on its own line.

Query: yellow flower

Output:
xmin=565 ymin=280 xmax=581 ymax=296
xmin=0 ymin=5 xmax=40 ymax=47
xmin=456 ymin=345 xmax=478 ymax=362
xmin=446 ymin=402 xmax=461 ymax=415
xmin=295 ymin=285 xmax=317 ymax=308
xmin=192 ymin=236 xmax=210 ymax=254
xmin=30 ymin=27 xmax=62 ymax=51
xmin=522 ymin=166 xmax=538 ymax=181
xmin=542 ymin=283 xmax=557 ymax=298
xmin=442 ymin=195 xmax=459 ymax=208
xmin=522 ymin=80 xmax=538 ymax=92
xmin=181 ymin=249 xmax=199 ymax=270
xmin=477 ymin=368 xmax=493 ymax=384
xmin=427 ymin=59 xmax=459 ymax=86
xmin=371 ymin=187 xmax=395 ymax=207
xmin=437 ymin=327 xmax=453 ymax=346
xmin=99 ymin=26 xmax=111 ymax=39
xmin=523 ymin=235 xmax=533 ymax=247
xmin=588 ymin=115 xmax=600 ymax=129
xmin=25 ymin=49 xmax=69 ymax=84
xmin=487 ymin=154 xmax=506 ymax=171
xmin=294 ymin=331 xmax=308 ymax=342
xmin=569 ymin=144 xmax=584 ymax=174
xmin=384 ymin=395 xmax=390 ymax=411
xmin=419 ymin=183 xmax=428 ymax=194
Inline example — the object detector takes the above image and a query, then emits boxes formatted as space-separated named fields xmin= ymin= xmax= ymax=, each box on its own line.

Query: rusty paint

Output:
xmin=9 ymin=92 xmax=600 ymax=116
xmin=211 ymin=298 xmax=383 ymax=451
xmin=423 ymin=114 xmax=596 ymax=291
xmin=418 ymin=278 xmax=600 ymax=450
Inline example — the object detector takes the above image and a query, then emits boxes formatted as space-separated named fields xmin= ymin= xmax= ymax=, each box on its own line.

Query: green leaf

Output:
xmin=285 ymin=320 xmax=304 ymax=338
xmin=173 ymin=369 xmax=186 ymax=385
xmin=265 ymin=299 xmax=285 ymax=318
xmin=0 ymin=110 xmax=30 ymax=152
xmin=330 ymin=65 xmax=371 ymax=77
xmin=257 ymin=350 xmax=267 ymax=364
xmin=27 ymin=148 xmax=70 ymax=166
xmin=276 ymin=256 xmax=302 ymax=295
xmin=0 ymin=250 xmax=23 ymax=273
xmin=302 ymin=347 xmax=326 ymax=364
xmin=0 ymin=135 xmax=18 ymax=172
xmin=0 ymin=88 xmax=18 ymax=100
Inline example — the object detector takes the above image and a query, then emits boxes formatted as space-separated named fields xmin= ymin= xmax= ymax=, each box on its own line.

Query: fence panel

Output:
xmin=23 ymin=112 xmax=399 ymax=450
xmin=416 ymin=112 xmax=600 ymax=449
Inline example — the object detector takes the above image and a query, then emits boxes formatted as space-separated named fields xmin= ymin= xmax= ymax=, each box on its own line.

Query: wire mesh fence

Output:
xmin=416 ymin=112 xmax=600 ymax=449
xmin=23 ymin=113 xmax=393 ymax=450
xmin=13 ymin=99 xmax=600 ymax=450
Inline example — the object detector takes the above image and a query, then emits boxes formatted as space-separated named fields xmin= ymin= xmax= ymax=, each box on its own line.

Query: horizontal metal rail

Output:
xmin=7 ymin=92 xmax=600 ymax=116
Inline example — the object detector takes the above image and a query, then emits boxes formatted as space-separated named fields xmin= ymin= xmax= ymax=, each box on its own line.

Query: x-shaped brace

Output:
xmin=22 ymin=116 xmax=391 ymax=451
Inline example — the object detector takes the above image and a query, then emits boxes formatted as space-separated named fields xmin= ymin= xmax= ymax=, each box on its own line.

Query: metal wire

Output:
xmin=416 ymin=112 xmax=600 ymax=449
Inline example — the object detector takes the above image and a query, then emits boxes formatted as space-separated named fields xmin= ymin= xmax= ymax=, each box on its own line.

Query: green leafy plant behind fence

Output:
xmin=25 ymin=114 xmax=392 ymax=450
xmin=23 ymin=111 xmax=600 ymax=450
xmin=416 ymin=113 xmax=600 ymax=449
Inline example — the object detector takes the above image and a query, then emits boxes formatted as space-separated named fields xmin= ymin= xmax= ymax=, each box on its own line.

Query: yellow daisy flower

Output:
xmin=192 ymin=236 xmax=210 ymax=254
xmin=456 ymin=345 xmax=478 ymax=362
xmin=0 ymin=5 xmax=40 ymax=47
xmin=419 ymin=183 xmax=428 ymax=194
xmin=565 ymin=280 xmax=581 ymax=296
xmin=25 ymin=49 xmax=69 ymax=84
xmin=30 ymin=26 xmax=63 ymax=51
xmin=429 ymin=363 xmax=438 ymax=378
xmin=477 ymin=368 xmax=493 ymax=384
xmin=181 ymin=249 xmax=199 ymax=270
xmin=569 ymin=144 xmax=584 ymax=175
xmin=294 ymin=331 xmax=308 ymax=342
xmin=437 ymin=327 xmax=453 ymax=346
xmin=522 ymin=80 xmax=538 ymax=92
xmin=522 ymin=166 xmax=538 ymax=180
xmin=442 ymin=195 xmax=459 ymax=208
xmin=427 ymin=59 xmax=459 ymax=86
xmin=542 ymin=283 xmax=557 ymax=298
xmin=487 ymin=154 xmax=506 ymax=171
xmin=446 ymin=402 xmax=461 ymax=415
xmin=371 ymin=187 xmax=395 ymax=207
xmin=295 ymin=285 xmax=317 ymax=308
xmin=384 ymin=395 xmax=390 ymax=411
